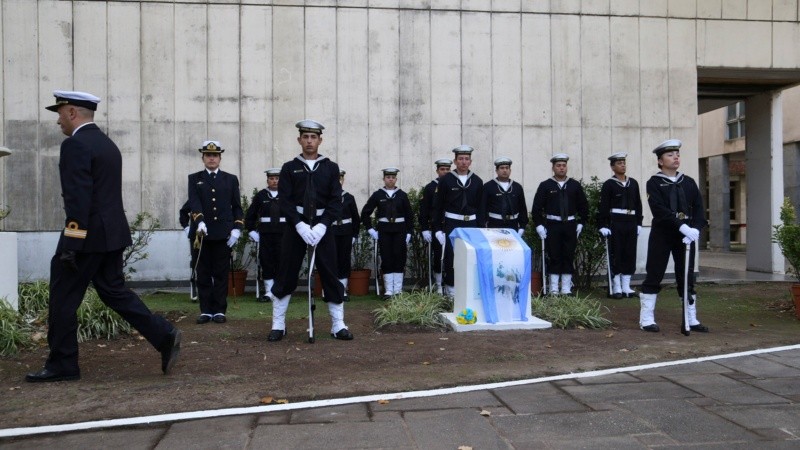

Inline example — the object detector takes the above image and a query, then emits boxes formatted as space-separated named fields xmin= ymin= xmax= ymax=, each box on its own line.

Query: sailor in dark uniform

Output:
xmin=639 ymin=140 xmax=708 ymax=333
xmin=431 ymin=145 xmax=483 ymax=297
xmin=361 ymin=168 xmax=414 ymax=299
xmin=531 ymin=153 xmax=589 ymax=295
xmin=478 ymin=157 xmax=529 ymax=235
xmin=266 ymin=120 xmax=353 ymax=342
xmin=27 ymin=90 xmax=180 ymax=382
xmin=419 ymin=158 xmax=452 ymax=294
xmin=245 ymin=168 xmax=286 ymax=302
xmin=179 ymin=200 xmax=199 ymax=301
xmin=332 ymin=170 xmax=361 ymax=301
xmin=187 ymin=141 xmax=245 ymax=324
xmin=596 ymin=152 xmax=643 ymax=299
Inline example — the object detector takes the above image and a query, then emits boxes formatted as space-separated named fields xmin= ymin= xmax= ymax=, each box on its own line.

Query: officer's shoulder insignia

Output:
xmin=293 ymin=169 xmax=304 ymax=173
xmin=197 ymin=181 xmax=204 ymax=185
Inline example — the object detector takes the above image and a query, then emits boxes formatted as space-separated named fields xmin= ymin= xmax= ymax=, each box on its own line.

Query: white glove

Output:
xmin=637 ymin=226 xmax=642 ymax=236
xmin=295 ymin=222 xmax=315 ymax=246
xmin=183 ymin=226 xmax=190 ymax=238
xmin=682 ymin=236 xmax=693 ymax=245
xmin=422 ymin=230 xmax=432 ymax=243
xmin=227 ymin=229 xmax=241 ymax=248
xmin=536 ymin=225 xmax=547 ymax=240
xmin=599 ymin=227 xmax=611 ymax=237
xmin=248 ymin=230 xmax=260 ymax=243
xmin=679 ymin=224 xmax=699 ymax=242
xmin=368 ymin=228 xmax=379 ymax=241
xmin=196 ymin=221 xmax=208 ymax=236
xmin=576 ymin=224 xmax=583 ymax=237
xmin=352 ymin=237 xmax=356 ymax=245
xmin=435 ymin=231 xmax=446 ymax=246
xmin=311 ymin=223 xmax=327 ymax=240
xmin=405 ymin=234 xmax=411 ymax=244
xmin=517 ymin=229 xmax=525 ymax=236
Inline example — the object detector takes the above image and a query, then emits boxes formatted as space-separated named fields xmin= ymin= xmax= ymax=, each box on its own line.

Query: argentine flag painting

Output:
xmin=449 ymin=228 xmax=531 ymax=323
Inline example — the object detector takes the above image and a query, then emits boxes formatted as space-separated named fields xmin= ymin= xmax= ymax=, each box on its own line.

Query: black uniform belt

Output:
xmin=611 ymin=208 xmax=636 ymax=215
xmin=488 ymin=212 xmax=518 ymax=220
xmin=444 ymin=212 xmax=476 ymax=221
xmin=378 ymin=217 xmax=405 ymax=223
xmin=546 ymin=214 xmax=575 ymax=221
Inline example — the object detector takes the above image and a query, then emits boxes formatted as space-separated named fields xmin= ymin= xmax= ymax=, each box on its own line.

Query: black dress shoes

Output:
xmin=212 ymin=314 xmax=227 ymax=324
xmin=268 ymin=329 xmax=286 ymax=342
xmin=332 ymin=328 xmax=354 ymax=340
xmin=196 ymin=314 xmax=212 ymax=324
xmin=690 ymin=323 xmax=709 ymax=332
xmin=641 ymin=324 xmax=660 ymax=332
xmin=160 ymin=328 xmax=182 ymax=374
xmin=25 ymin=368 xmax=80 ymax=383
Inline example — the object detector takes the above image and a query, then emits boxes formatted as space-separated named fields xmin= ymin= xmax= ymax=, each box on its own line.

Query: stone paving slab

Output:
xmin=714 ymin=355 xmax=800 ymax=378
xmin=249 ymin=421 xmax=413 ymax=449
xmin=560 ymin=380 xmax=698 ymax=404
xmin=761 ymin=349 xmax=800 ymax=369
xmin=155 ymin=415 xmax=255 ymax=450
xmin=573 ymin=372 xmax=640 ymax=384
xmin=290 ymin=403 xmax=370 ymax=424
xmin=404 ymin=408 xmax=510 ymax=450
xmin=628 ymin=360 xmax=732 ymax=376
xmin=491 ymin=382 xmax=589 ymax=415
xmin=370 ymin=390 xmax=501 ymax=412
xmin=2 ymin=428 xmax=164 ymax=450
xmin=709 ymin=404 xmax=800 ymax=430
xmin=662 ymin=373 xmax=790 ymax=405
xmin=744 ymin=377 xmax=800 ymax=397
xmin=530 ymin=435 xmax=652 ymax=449
xmin=617 ymin=398 xmax=761 ymax=444
xmin=492 ymin=409 xmax=656 ymax=443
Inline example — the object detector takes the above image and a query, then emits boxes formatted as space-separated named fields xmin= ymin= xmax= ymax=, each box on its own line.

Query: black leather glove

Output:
xmin=60 ymin=250 xmax=79 ymax=272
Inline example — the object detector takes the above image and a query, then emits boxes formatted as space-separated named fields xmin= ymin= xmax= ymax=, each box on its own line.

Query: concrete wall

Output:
xmin=3 ymin=0 xmax=800 ymax=279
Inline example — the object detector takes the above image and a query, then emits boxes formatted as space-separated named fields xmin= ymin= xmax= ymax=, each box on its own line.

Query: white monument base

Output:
xmin=443 ymin=229 xmax=551 ymax=332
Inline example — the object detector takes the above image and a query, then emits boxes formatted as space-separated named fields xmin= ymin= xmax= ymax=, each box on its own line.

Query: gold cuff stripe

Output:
xmin=192 ymin=213 xmax=204 ymax=221
xmin=64 ymin=226 xmax=87 ymax=239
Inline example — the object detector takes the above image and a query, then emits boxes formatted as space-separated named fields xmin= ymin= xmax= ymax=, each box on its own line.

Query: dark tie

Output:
xmin=302 ymin=168 xmax=316 ymax=222
xmin=270 ymin=197 xmax=281 ymax=223
xmin=559 ymin=185 xmax=568 ymax=221
xmin=211 ymin=172 xmax=217 ymax=181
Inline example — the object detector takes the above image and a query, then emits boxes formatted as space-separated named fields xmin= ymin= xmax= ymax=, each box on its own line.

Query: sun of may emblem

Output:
xmin=494 ymin=238 xmax=513 ymax=248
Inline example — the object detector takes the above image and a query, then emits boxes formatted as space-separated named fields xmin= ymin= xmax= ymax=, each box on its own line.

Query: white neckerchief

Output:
xmin=457 ymin=173 xmax=470 ymax=185
xmin=496 ymin=179 xmax=511 ymax=191
xmin=610 ymin=175 xmax=629 ymax=188
xmin=72 ymin=122 xmax=94 ymax=136
xmin=381 ymin=187 xmax=398 ymax=198
xmin=268 ymin=189 xmax=278 ymax=198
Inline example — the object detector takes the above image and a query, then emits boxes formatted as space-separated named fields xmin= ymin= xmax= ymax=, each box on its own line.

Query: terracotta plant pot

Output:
xmin=348 ymin=269 xmax=371 ymax=296
xmin=227 ymin=270 xmax=248 ymax=297
xmin=791 ymin=284 xmax=800 ymax=320
xmin=531 ymin=271 xmax=543 ymax=297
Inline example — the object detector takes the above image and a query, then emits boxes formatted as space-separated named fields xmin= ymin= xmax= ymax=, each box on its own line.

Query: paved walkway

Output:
xmin=2 ymin=250 xmax=798 ymax=449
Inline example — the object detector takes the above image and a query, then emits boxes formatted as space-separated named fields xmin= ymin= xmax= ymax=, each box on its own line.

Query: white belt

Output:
xmin=546 ymin=214 xmax=576 ymax=221
xmin=488 ymin=212 xmax=519 ymax=220
xmin=444 ymin=212 xmax=477 ymax=221
xmin=611 ymin=208 xmax=636 ymax=215
xmin=333 ymin=218 xmax=353 ymax=225
xmin=260 ymin=217 xmax=286 ymax=223
xmin=296 ymin=206 xmax=325 ymax=216
xmin=378 ymin=217 xmax=405 ymax=223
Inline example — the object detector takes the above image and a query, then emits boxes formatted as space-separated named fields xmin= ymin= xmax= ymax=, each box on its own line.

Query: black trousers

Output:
xmin=608 ymin=220 xmax=638 ymax=275
xmin=442 ymin=218 xmax=478 ymax=286
xmin=272 ymin=228 xmax=344 ymax=304
xmin=46 ymin=249 xmax=172 ymax=374
xmin=379 ymin=231 xmax=407 ymax=273
xmin=641 ymin=226 xmax=697 ymax=297
xmin=334 ymin=234 xmax=353 ymax=278
xmin=545 ymin=220 xmax=578 ymax=274
xmin=188 ymin=240 xmax=199 ymax=281
xmin=430 ymin=238 xmax=443 ymax=275
xmin=258 ymin=232 xmax=283 ymax=280
xmin=196 ymin=239 xmax=231 ymax=315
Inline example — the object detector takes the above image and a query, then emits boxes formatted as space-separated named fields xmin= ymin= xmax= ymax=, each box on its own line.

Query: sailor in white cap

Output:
xmin=266 ymin=120 xmax=354 ymax=341
xmin=638 ymin=139 xmax=708 ymax=333
xmin=431 ymin=146 xmax=484 ymax=297
xmin=245 ymin=168 xmax=287 ymax=302
xmin=27 ymin=90 xmax=181 ymax=382
xmin=596 ymin=152 xmax=643 ymax=299
xmin=188 ymin=141 xmax=245 ymax=324
xmin=418 ymin=158 xmax=452 ymax=294
xmin=361 ymin=167 xmax=414 ymax=299
xmin=331 ymin=169 xmax=361 ymax=301
xmin=531 ymin=153 xmax=589 ymax=295
xmin=478 ymin=157 xmax=529 ymax=235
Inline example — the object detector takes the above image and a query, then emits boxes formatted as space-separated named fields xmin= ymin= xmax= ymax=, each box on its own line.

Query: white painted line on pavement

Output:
xmin=2 ymin=343 xmax=799 ymax=438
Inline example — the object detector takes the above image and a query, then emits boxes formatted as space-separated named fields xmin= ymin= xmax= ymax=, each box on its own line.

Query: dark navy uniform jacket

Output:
xmin=360 ymin=188 xmax=413 ymax=234
xmin=646 ymin=172 xmax=707 ymax=231
xmin=596 ymin=177 xmax=643 ymax=227
xmin=57 ymin=123 xmax=132 ymax=253
xmin=431 ymin=171 xmax=483 ymax=232
xmin=332 ymin=191 xmax=361 ymax=237
xmin=478 ymin=179 xmax=529 ymax=229
xmin=418 ymin=179 xmax=438 ymax=232
xmin=530 ymin=177 xmax=589 ymax=227
xmin=278 ymin=155 xmax=343 ymax=227
xmin=188 ymin=170 xmax=244 ymax=240
xmin=245 ymin=189 xmax=287 ymax=234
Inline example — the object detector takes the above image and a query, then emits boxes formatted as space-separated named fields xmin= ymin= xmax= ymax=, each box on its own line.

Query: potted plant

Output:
xmin=772 ymin=196 xmax=800 ymax=318
xmin=229 ymin=193 xmax=256 ymax=296
xmin=348 ymin=228 xmax=373 ymax=296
